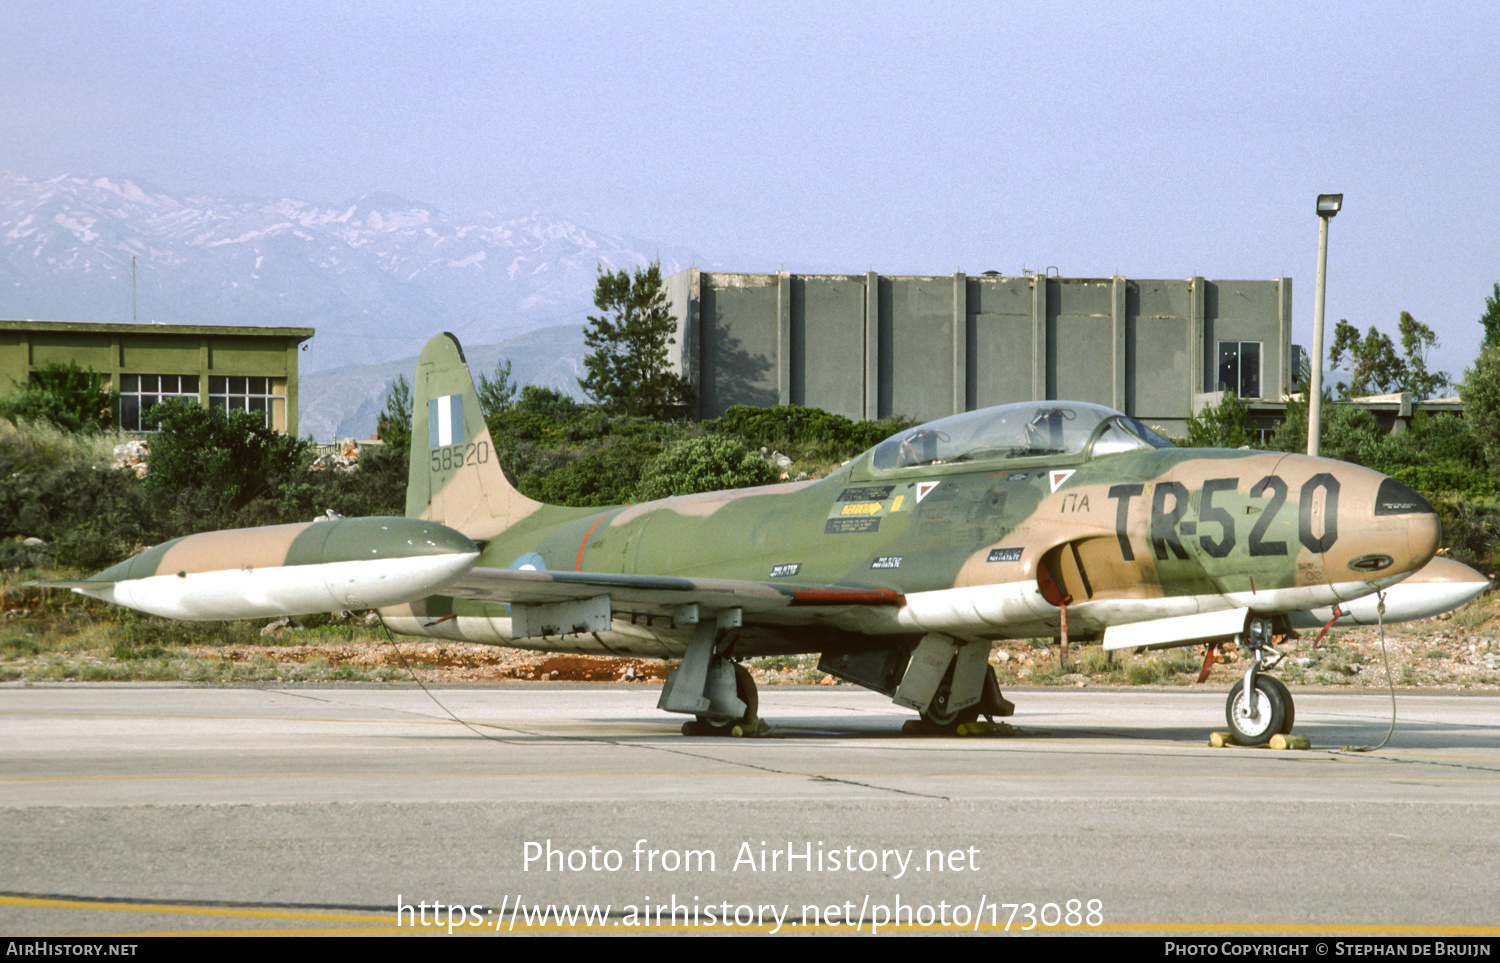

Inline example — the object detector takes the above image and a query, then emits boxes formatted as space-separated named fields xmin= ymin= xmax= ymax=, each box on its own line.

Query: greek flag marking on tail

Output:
xmin=428 ymin=394 xmax=464 ymax=447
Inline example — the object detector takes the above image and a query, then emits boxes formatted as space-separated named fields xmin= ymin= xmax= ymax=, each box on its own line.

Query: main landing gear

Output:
xmin=895 ymin=635 xmax=1015 ymax=734
xmin=658 ymin=610 xmax=765 ymax=737
xmin=679 ymin=663 xmax=762 ymax=737
xmin=1226 ymin=617 xmax=1295 ymax=745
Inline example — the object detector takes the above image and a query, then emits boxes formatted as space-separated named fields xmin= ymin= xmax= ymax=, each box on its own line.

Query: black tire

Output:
xmin=1226 ymin=676 xmax=1288 ymax=745
xmin=693 ymin=663 xmax=758 ymax=734
xmin=1261 ymin=675 xmax=1294 ymax=734
xmin=921 ymin=666 xmax=981 ymax=728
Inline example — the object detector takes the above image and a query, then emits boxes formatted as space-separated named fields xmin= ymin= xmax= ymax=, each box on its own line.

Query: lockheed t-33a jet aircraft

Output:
xmin=44 ymin=333 xmax=1488 ymax=744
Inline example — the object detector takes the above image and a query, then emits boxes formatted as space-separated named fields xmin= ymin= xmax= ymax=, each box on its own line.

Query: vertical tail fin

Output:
xmin=406 ymin=332 xmax=542 ymax=538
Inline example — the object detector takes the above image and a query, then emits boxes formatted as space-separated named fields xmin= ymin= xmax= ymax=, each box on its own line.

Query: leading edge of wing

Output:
xmin=440 ymin=567 xmax=904 ymax=613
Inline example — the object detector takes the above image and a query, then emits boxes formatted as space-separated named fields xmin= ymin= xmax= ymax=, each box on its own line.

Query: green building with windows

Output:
xmin=0 ymin=321 xmax=314 ymax=434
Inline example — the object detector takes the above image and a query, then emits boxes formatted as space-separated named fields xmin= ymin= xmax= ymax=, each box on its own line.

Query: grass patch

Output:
xmin=1 ymin=636 xmax=45 ymax=659
xmin=745 ymin=654 xmax=825 ymax=684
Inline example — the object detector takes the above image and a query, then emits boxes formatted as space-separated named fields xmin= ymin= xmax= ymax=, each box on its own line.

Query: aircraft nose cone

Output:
xmin=1372 ymin=476 xmax=1441 ymax=567
xmin=1328 ymin=475 xmax=1441 ymax=599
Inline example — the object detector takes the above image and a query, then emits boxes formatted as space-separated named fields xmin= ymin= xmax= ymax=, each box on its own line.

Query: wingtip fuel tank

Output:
xmin=61 ymin=516 xmax=479 ymax=621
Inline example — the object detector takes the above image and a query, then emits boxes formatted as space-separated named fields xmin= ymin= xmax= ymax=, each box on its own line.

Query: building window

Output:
xmin=119 ymin=374 xmax=200 ymax=431
xmin=1217 ymin=341 xmax=1262 ymax=398
xmin=210 ymin=376 xmax=286 ymax=430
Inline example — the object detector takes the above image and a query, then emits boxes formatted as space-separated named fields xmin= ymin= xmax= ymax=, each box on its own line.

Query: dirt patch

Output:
xmin=189 ymin=641 xmax=670 ymax=684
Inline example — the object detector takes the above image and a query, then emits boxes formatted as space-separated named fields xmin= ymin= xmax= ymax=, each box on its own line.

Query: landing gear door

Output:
xmin=893 ymin=634 xmax=986 ymax=716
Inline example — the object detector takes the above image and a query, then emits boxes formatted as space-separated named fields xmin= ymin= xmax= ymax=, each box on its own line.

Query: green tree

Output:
xmin=1396 ymin=311 xmax=1450 ymax=399
xmin=145 ymin=400 xmax=309 ymax=515
xmin=1329 ymin=320 xmax=1402 ymax=396
xmin=579 ymin=262 xmax=694 ymax=419
xmin=1480 ymin=282 xmax=1500 ymax=352
xmin=476 ymin=359 xmax=517 ymax=418
xmin=1461 ymin=347 xmax=1500 ymax=473
xmin=1328 ymin=315 xmax=1449 ymax=399
xmin=0 ymin=362 xmax=116 ymax=433
xmin=1183 ymin=392 xmax=1252 ymax=448
xmin=377 ymin=375 xmax=412 ymax=450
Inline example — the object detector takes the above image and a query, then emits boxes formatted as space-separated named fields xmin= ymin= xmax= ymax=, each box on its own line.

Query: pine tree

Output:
xmin=579 ymin=262 xmax=693 ymax=419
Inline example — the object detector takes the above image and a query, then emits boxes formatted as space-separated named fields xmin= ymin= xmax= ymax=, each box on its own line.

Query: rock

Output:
xmin=112 ymin=439 xmax=150 ymax=478
xmin=260 ymin=616 xmax=303 ymax=637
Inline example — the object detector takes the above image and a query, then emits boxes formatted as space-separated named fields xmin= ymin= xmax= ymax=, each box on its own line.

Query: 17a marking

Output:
xmin=1057 ymin=492 xmax=1090 ymax=513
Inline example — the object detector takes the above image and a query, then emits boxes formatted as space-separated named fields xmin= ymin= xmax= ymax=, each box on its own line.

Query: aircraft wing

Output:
xmin=440 ymin=566 xmax=903 ymax=617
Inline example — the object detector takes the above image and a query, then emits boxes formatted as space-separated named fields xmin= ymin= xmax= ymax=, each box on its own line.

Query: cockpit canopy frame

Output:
xmin=858 ymin=401 xmax=1174 ymax=478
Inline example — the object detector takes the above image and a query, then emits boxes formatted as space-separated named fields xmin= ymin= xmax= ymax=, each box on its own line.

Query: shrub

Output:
xmin=145 ymin=400 xmax=310 ymax=513
xmin=0 ymin=362 xmax=116 ymax=433
xmin=1183 ymin=392 xmax=1251 ymax=448
xmin=708 ymin=404 xmax=913 ymax=461
xmin=638 ymin=436 xmax=778 ymax=500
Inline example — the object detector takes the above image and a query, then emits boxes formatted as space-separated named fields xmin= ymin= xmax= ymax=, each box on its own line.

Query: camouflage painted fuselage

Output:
xmin=381 ymin=372 xmax=1440 ymax=660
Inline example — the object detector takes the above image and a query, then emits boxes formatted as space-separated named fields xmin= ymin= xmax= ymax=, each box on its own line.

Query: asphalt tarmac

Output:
xmin=2 ymin=683 xmax=1497 ymax=936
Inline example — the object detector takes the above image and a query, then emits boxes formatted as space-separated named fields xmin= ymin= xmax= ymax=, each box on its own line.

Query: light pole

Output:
xmin=1307 ymin=193 xmax=1342 ymax=456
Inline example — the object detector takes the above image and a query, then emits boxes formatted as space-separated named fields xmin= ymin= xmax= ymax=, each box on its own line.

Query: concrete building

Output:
xmin=663 ymin=270 xmax=1294 ymax=433
xmin=0 ymin=321 xmax=314 ymax=435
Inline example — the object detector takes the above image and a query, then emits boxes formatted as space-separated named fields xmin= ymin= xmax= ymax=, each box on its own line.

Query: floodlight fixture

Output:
xmin=1316 ymin=194 xmax=1343 ymax=218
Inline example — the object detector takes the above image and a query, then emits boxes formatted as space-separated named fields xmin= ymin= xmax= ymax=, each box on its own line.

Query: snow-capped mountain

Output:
xmin=0 ymin=172 xmax=718 ymax=374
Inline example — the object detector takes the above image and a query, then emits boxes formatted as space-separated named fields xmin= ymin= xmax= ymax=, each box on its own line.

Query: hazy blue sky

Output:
xmin=5 ymin=0 xmax=1498 ymax=383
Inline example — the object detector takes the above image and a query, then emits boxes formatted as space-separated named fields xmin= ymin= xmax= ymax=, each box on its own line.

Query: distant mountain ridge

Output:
xmin=0 ymin=170 xmax=769 ymax=439
xmin=298 ymin=324 xmax=589 ymax=443
xmin=0 ymin=171 xmax=725 ymax=372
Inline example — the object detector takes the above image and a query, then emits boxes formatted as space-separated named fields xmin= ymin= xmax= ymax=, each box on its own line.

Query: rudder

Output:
xmin=406 ymin=332 xmax=542 ymax=538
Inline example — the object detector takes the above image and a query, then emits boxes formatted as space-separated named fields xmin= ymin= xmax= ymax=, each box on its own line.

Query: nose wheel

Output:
xmin=1226 ymin=618 xmax=1296 ymax=746
xmin=1226 ymin=676 xmax=1291 ymax=744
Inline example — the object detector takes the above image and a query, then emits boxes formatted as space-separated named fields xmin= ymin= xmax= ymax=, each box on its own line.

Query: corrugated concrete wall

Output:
xmin=664 ymin=270 xmax=1292 ymax=432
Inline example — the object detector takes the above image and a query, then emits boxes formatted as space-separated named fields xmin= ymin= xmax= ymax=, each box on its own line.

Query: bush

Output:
xmin=0 ymin=362 xmax=116 ymax=433
xmin=145 ymin=400 xmax=310 ymax=514
xmin=1183 ymin=392 xmax=1251 ymax=448
xmin=1390 ymin=464 xmax=1500 ymax=500
xmin=707 ymin=405 xmax=913 ymax=461
xmin=1430 ymin=496 xmax=1500 ymax=574
xmin=638 ymin=436 xmax=778 ymax=500
xmin=525 ymin=436 xmax=668 ymax=507
xmin=0 ymin=419 xmax=153 ymax=568
xmin=1462 ymin=347 xmax=1500 ymax=474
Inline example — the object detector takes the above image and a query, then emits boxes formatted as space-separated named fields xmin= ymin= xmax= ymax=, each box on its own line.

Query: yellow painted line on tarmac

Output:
xmin=10 ymin=894 xmax=1500 ymax=937
xmin=0 ymin=893 xmax=384 ymax=925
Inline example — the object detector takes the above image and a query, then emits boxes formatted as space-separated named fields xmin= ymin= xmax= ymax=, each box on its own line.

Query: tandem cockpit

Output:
xmin=868 ymin=401 xmax=1175 ymax=471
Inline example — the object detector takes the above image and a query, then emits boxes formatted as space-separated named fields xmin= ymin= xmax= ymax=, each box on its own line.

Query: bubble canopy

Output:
xmin=869 ymin=402 xmax=1175 ymax=470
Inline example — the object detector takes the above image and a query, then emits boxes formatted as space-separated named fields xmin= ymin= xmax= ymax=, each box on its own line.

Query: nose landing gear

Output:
xmin=1226 ymin=617 xmax=1295 ymax=745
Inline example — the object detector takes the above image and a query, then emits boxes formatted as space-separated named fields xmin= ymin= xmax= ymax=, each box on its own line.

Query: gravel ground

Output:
xmin=169 ymin=609 xmax=1500 ymax=691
